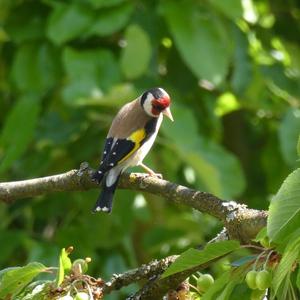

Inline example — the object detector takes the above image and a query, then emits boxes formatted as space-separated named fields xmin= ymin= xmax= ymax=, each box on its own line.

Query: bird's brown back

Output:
xmin=107 ymin=99 xmax=152 ymax=139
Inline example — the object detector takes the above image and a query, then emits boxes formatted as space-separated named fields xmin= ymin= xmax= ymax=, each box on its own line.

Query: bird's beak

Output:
xmin=163 ymin=107 xmax=174 ymax=122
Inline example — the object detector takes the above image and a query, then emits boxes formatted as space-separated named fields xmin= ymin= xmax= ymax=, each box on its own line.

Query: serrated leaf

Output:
xmin=87 ymin=2 xmax=133 ymax=37
xmin=271 ymin=230 xmax=300 ymax=299
xmin=161 ymin=0 xmax=231 ymax=85
xmin=0 ymin=94 xmax=40 ymax=173
xmin=162 ymin=240 xmax=239 ymax=278
xmin=121 ymin=24 xmax=151 ymax=79
xmin=47 ymin=3 xmax=93 ymax=44
xmin=267 ymin=168 xmax=300 ymax=243
xmin=278 ymin=108 xmax=300 ymax=166
xmin=0 ymin=262 xmax=47 ymax=298
xmin=56 ymin=248 xmax=72 ymax=287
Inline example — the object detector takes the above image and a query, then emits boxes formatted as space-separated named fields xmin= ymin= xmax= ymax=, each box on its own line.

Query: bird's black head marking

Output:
xmin=140 ymin=88 xmax=164 ymax=107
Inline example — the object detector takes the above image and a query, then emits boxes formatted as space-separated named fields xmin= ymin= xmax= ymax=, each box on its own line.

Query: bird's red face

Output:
xmin=141 ymin=87 xmax=174 ymax=121
xmin=151 ymin=97 xmax=170 ymax=116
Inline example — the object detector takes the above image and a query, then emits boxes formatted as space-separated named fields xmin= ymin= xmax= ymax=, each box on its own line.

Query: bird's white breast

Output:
xmin=124 ymin=114 xmax=163 ymax=167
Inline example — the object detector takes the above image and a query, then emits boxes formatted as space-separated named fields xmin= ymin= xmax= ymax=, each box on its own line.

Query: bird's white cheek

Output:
xmin=143 ymin=96 xmax=156 ymax=117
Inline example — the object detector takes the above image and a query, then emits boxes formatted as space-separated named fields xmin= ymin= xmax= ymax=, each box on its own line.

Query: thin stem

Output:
xmin=263 ymin=250 xmax=274 ymax=270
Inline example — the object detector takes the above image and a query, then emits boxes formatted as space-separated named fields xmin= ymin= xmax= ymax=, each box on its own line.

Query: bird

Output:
xmin=91 ymin=87 xmax=173 ymax=213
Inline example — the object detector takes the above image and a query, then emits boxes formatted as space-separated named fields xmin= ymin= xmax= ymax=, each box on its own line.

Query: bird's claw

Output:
xmin=147 ymin=172 xmax=163 ymax=179
xmin=77 ymin=162 xmax=91 ymax=176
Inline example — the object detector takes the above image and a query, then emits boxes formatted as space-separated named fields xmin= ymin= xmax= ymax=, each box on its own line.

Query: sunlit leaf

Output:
xmin=0 ymin=262 xmax=47 ymax=298
xmin=121 ymin=24 xmax=151 ymax=79
xmin=56 ymin=248 xmax=72 ymax=287
xmin=267 ymin=168 xmax=300 ymax=243
xmin=162 ymin=0 xmax=231 ymax=85
xmin=162 ymin=240 xmax=239 ymax=278
xmin=14 ymin=280 xmax=52 ymax=300
xmin=271 ymin=231 xmax=300 ymax=298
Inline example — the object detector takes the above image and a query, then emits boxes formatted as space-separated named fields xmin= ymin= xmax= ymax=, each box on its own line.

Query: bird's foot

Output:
xmin=77 ymin=162 xmax=91 ymax=176
xmin=140 ymin=163 xmax=163 ymax=179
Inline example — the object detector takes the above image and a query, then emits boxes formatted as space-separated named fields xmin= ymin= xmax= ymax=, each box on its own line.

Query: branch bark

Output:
xmin=103 ymin=255 xmax=178 ymax=294
xmin=0 ymin=163 xmax=267 ymax=243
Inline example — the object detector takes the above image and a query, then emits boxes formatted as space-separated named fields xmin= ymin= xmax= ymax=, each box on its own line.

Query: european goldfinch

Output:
xmin=92 ymin=87 xmax=173 ymax=213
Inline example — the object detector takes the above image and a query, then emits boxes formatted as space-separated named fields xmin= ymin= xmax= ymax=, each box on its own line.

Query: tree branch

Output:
xmin=0 ymin=164 xmax=269 ymax=298
xmin=0 ymin=163 xmax=267 ymax=242
xmin=103 ymin=255 xmax=178 ymax=294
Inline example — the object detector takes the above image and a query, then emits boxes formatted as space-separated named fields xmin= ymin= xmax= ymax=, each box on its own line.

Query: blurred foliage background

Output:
xmin=0 ymin=0 xmax=300 ymax=298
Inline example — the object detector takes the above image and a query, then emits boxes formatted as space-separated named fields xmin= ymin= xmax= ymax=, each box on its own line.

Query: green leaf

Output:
xmin=202 ymin=266 xmax=246 ymax=300
xmin=162 ymin=240 xmax=239 ymax=278
xmin=231 ymin=28 xmax=253 ymax=95
xmin=161 ymin=0 xmax=231 ymax=85
xmin=201 ymin=271 xmax=230 ymax=300
xmin=253 ymin=227 xmax=267 ymax=243
xmin=162 ymin=104 xmax=245 ymax=199
xmin=296 ymin=265 xmax=300 ymax=290
xmin=62 ymin=47 xmax=120 ymax=104
xmin=87 ymin=2 xmax=134 ymax=37
xmin=267 ymin=168 xmax=300 ymax=243
xmin=87 ymin=0 xmax=125 ymax=8
xmin=297 ymin=134 xmax=300 ymax=157
xmin=216 ymin=281 xmax=236 ymax=300
xmin=47 ymin=3 xmax=93 ymax=45
xmin=14 ymin=280 xmax=52 ymax=300
xmin=0 ymin=262 xmax=47 ymax=298
xmin=120 ymin=24 xmax=152 ymax=79
xmin=278 ymin=108 xmax=300 ymax=166
xmin=0 ymin=94 xmax=40 ymax=173
xmin=56 ymin=248 xmax=72 ymax=287
xmin=209 ymin=0 xmax=243 ymax=20
xmin=272 ymin=232 xmax=300 ymax=298
xmin=11 ymin=43 xmax=60 ymax=92
xmin=5 ymin=2 xmax=46 ymax=43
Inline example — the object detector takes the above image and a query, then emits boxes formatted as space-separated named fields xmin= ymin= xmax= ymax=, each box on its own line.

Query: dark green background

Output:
xmin=0 ymin=0 xmax=299 ymax=298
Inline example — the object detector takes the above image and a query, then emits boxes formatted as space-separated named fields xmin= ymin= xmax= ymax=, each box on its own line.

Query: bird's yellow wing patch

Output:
xmin=118 ymin=128 xmax=146 ymax=164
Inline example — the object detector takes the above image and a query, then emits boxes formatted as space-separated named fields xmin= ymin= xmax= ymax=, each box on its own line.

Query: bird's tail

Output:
xmin=91 ymin=169 xmax=105 ymax=184
xmin=92 ymin=172 xmax=121 ymax=213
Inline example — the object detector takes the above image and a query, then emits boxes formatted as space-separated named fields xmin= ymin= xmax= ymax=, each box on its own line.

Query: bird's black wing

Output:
xmin=92 ymin=118 xmax=158 ymax=183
